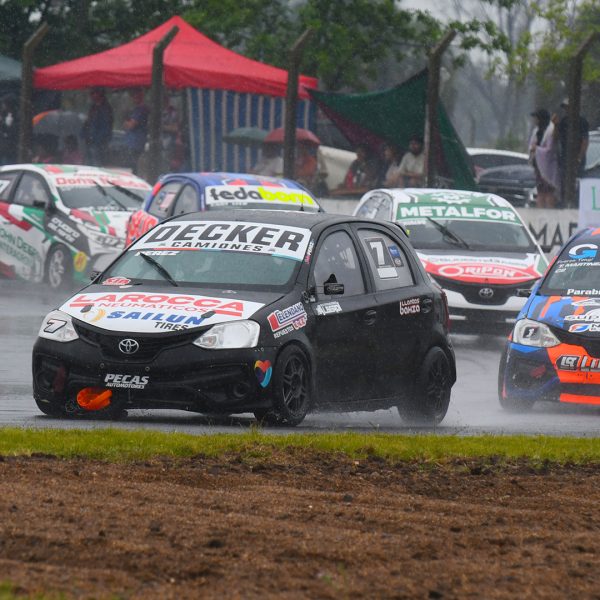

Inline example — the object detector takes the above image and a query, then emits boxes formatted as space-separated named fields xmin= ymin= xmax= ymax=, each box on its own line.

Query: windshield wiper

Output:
xmin=138 ymin=252 xmax=179 ymax=286
xmin=108 ymin=181 xmax=143 ymax=203
xmin=426 ymin=217 xmax=472 ymax=250
xmin=92 ymin=181 xmax=129 ymax=211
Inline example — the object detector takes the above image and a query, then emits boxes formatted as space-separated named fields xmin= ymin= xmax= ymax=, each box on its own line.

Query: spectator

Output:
xmin=32 ymin=134 xmax=59 ymax=163
xmin=62 ymin=135 xmax=83 ymax=165
xmin=398 ymin=135 xmax=425 ymax=187
xmin=81 ymin=87 xmax=113 ymax=166
xmin=295 ymin=143 xmax=318 ymax=190
xmin=0 ymin=94 xmax=18 ymax=165
xmin=552 ymin=98 xmax=589 ymax=204
xmin=123 ymin=87 xmax=149 ymax=174
xmin=251 ymin=143 xmax=283 ymax=177
xmin=529 ymin=108 xmax=559 ymax=208
xmin=333 ymin=144 xmax=379 ymax=196
xmin=381 ymin=142 xmax=403 ymax=187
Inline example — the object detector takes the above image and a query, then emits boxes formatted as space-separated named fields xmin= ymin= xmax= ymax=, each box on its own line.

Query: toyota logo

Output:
xmin=118 ymin=338 xmax=139 ymax=354
xmin=479 ymin=287 xmax=494 ymax=299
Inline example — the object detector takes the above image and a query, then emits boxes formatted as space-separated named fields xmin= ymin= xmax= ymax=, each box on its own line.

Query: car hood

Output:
xmin=527 ymin=294 xmax=600 ymax=336
xmin=70 ymin=209 xmax=133 ymax=242
xmin=59 ymin=286 xmax=283 ymax=333
xmin=417 ymin=250 xmax=546 ymax=285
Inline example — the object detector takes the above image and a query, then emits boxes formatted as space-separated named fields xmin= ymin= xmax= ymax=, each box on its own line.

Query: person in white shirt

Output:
xmin=398 ymin=135 xmax=425 ymax=187
xmin=251 ymin=143 xmax=283 ymax=177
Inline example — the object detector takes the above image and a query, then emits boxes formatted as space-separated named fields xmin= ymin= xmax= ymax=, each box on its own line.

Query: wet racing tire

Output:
xmin=497 ymin=347 xmax=535 ymax=413
xmin=397 ymin=346 xmax=452 ymax=426
xmin=254 ymin=345 xmax=311 ymax=427
xmin=45 ymin=244 xmax=73 ymax=290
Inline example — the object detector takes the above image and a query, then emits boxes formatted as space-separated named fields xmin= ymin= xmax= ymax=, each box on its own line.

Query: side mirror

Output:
xmin=89 ymin=270 xmax=101 ymax=281
xmin=540 ymin=244 xmax=553 ymax=254
xmin=32 ymin=199 xmax=47 ymax=209
xmin=516 ymin=288 xmax=532 ymax=298
xmin=324 ymin=282 xmax=344 ymax=295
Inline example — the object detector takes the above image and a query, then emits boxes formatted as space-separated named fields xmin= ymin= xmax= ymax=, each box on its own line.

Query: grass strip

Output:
xmin=0 ymin=427 xmax=600 ymax=464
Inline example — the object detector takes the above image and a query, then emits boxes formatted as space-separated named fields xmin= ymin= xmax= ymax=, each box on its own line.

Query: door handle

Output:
xmin=421 ymin=297 xmax=433 ymax=314
xmin=364 ymin=309 xmax=377 ymax=325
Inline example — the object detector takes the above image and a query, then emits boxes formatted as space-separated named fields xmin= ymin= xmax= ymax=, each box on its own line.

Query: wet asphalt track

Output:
xmin=2 ymin=279 xmax=600 ymax=436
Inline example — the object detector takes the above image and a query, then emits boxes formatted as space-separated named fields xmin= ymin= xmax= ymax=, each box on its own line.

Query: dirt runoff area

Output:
xmin=1 ymin=451 xmax=600 ymax=599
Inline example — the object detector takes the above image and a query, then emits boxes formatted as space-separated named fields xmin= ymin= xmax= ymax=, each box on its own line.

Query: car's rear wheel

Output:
xmin=498 ymin=347 xmax=535 ymax=413
xmin=398 ymin=346 xmax=451 ymax=426
xmin=254 ymin=346 xmax=311 ymax=427
xmin=45 ymin=244 xmax=72 ymax=290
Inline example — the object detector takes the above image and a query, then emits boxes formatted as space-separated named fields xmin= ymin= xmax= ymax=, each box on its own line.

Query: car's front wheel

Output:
xmin=254 ymin=346 xmax=311 ymax=427
xmin=398 ymin=346 xmax=452 ymax=426
xmin=498 ymin=347 xmax=535 ymax=413
xmin=45 ymin=244 xmax=72 ymax=290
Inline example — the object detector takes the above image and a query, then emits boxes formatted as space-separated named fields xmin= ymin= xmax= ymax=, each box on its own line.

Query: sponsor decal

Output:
xmin=61 ymin=292 xmax=264 ymax=333
xmin=254 ymin=360 xmax=272 ymax=388
xmin=397 ymin=204 xmax=517 ymax=223
xmin=365 ymin=237 xmax=397 ymax=279
xmin=206 ymin=185 xmax=317 ymax=207
xmin=400 ymin=297 xmax=421 ymax=316
xmin=388 ymin=245 xmax=404 ymax=267
xmin=102 ymin=277 xmax=131 ymax=286
xmin=304 ymin=239 xmax=314 ymax=264
xmin=568 ymin=323 xmax=600 ymax=333
xmin=556 ymin=355 xmax=600 ymax=372
xmin=568 ymin=243 xmax=598 ymax=260
xmin=47 ymin=216 xmax=80 ymax=243
xmin=573 ymin=298 xmax=600 ymax=308
xmin=73 ymin=251 xmax=88 ymax=272
xmin=0 ymin=226 xmax=41 ymax=271
xmin=565 ymin=309 xmax=600 ymax=323
xmin=566 ymin=288 xmax=600 ymax=296
xmin=104 ymin=373 xmax=149 ymax=389
xmin=315 ymin=301 xmax=342 ymax=316
xmin=53 ymin=174 xmax=150 ymax=191
xmin=268 ymin=302 xmax=307 ymax=338
xmin=134 ymin=220 xmax=311 ymax=261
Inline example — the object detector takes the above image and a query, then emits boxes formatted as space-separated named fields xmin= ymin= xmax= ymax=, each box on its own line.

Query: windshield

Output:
xmin=402 ymin=219 xmax=536 ymax=253
xmin=102 ymin=219 xmax=312 ymax=291
xmin=59 ymin=185 xmax=145 ymax=210
xmin=541 ymin=244 xmax=600 ymax=296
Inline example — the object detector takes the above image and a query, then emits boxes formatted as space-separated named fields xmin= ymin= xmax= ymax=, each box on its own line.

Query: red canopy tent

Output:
xmin=34 ymin=16 xmax=317 ymax=99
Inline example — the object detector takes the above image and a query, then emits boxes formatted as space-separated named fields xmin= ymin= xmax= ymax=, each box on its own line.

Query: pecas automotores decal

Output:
xmin=134 ymin=220 xmax=312 ymax=262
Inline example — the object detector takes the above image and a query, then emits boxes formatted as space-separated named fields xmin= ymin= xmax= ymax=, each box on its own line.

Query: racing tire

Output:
xmin=34 ymin=396 xmax=66 ymax=418
xmin=497 ymin=347 xmax=535 ymax=413
xmin=397 ymin=346 xmax=451 ymax=426
xmin=45 ymin=244 xmax=73 ymax=290
xmin=254 ymin=346 xmax=311 ymax=427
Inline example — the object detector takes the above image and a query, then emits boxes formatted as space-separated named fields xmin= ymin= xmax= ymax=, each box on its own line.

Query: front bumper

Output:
xmin=502 ymin=341 xmax=600 ymax=405
xmin=32 ymin=329 xmax=276 ymax=414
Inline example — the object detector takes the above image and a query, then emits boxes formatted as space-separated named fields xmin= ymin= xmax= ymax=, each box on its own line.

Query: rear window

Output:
xmin=541 ymin=241 xmax=600 ymax=296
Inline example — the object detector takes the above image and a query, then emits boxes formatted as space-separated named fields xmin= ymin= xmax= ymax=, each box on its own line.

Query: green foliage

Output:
xmin=1 ymin=427 xmax=600 ymax=464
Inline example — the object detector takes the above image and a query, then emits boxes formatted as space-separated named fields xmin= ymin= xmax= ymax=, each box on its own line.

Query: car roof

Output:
xmin=159 ymin=171 xmax=311 ymax=191
xmin=563 ymin=227 xmax=600 ymax=249
xmin=167 ymin=208 xmax=373 ymax=231
xmin=0 ymin=163 xmax=151 ymax=184
xmin=364 ymin=187 xmax=514 ymax=209
xmin=466 ymin=148 xmax=529 ymax=160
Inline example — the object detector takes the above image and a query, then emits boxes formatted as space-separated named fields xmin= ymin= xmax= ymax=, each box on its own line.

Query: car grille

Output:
xmin=551 ymin=327 xmax=600 ymax=358
xmin=74 ymin=321 xmax=201 ymax=362
xmin=432 ymin=275 xmax=533 ymax=306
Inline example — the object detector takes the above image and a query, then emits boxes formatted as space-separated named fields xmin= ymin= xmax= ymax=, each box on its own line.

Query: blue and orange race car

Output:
xmin=499 ymin=227 xmax=600 ymax=410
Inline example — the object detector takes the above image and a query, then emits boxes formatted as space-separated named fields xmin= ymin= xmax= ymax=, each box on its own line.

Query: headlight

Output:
xmin=513 ymin=318 xmax=559 ymax=347
xmin=38 ymin=310 xmax=79 ymax=342
xmin=193 ymin=320 xmax=260 ymax=349
xmin=80 ymin=224 xmax=122 ymax=248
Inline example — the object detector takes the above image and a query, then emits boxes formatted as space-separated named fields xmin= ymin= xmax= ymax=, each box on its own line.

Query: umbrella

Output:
xmin=223 ymin=126 xmax=268 ymax=146
xmin=264 ymin=127 xmax=321 ymax=146
xmin=33 ymin=110 xmax=85 ymax=138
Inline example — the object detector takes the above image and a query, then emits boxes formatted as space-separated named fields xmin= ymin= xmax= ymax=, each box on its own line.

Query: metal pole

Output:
xmin=18 ymin=22 xmax=49 ymax=162
xmin=564 ymin=32 xmax=599 ymax=207
xmin=148 ymin=25 xmax=179 ymax=183
xmin=283 ymin=29 xmax=314 ymax=180
xmin=424 ymin=29 xmax=455 ymax=188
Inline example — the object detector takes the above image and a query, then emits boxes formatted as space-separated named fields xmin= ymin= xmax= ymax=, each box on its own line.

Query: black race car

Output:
xmin=33 ymin=210 xmax=456 ymax=426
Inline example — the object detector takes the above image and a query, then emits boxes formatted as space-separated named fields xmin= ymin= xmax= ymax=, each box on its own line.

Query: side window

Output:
xmin=13 ymin=173 xmax=50 ymax=208
xmin=172 ymin=184 xmax=199 ymax=216
xmin=374 ymin=196 xmax=392 ymax=220
xmin=355 ymin=198 xmax=378 ymax=219
xmin=356 ymin=193 xmax=393 ymax=221
xmin=313 ymin=230 xmax=366 ymax=297
xmin=357 ymin=229 xmax=414 ymax=290
xmin=0 ymin=172 xmax=19 ymax=202
xmin=148 ymin=182 xmax=182 ymax=218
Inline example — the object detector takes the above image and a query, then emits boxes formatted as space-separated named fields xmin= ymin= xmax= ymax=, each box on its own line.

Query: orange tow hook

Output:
xmin=76 ymin=387 xmax=112 ymax=411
